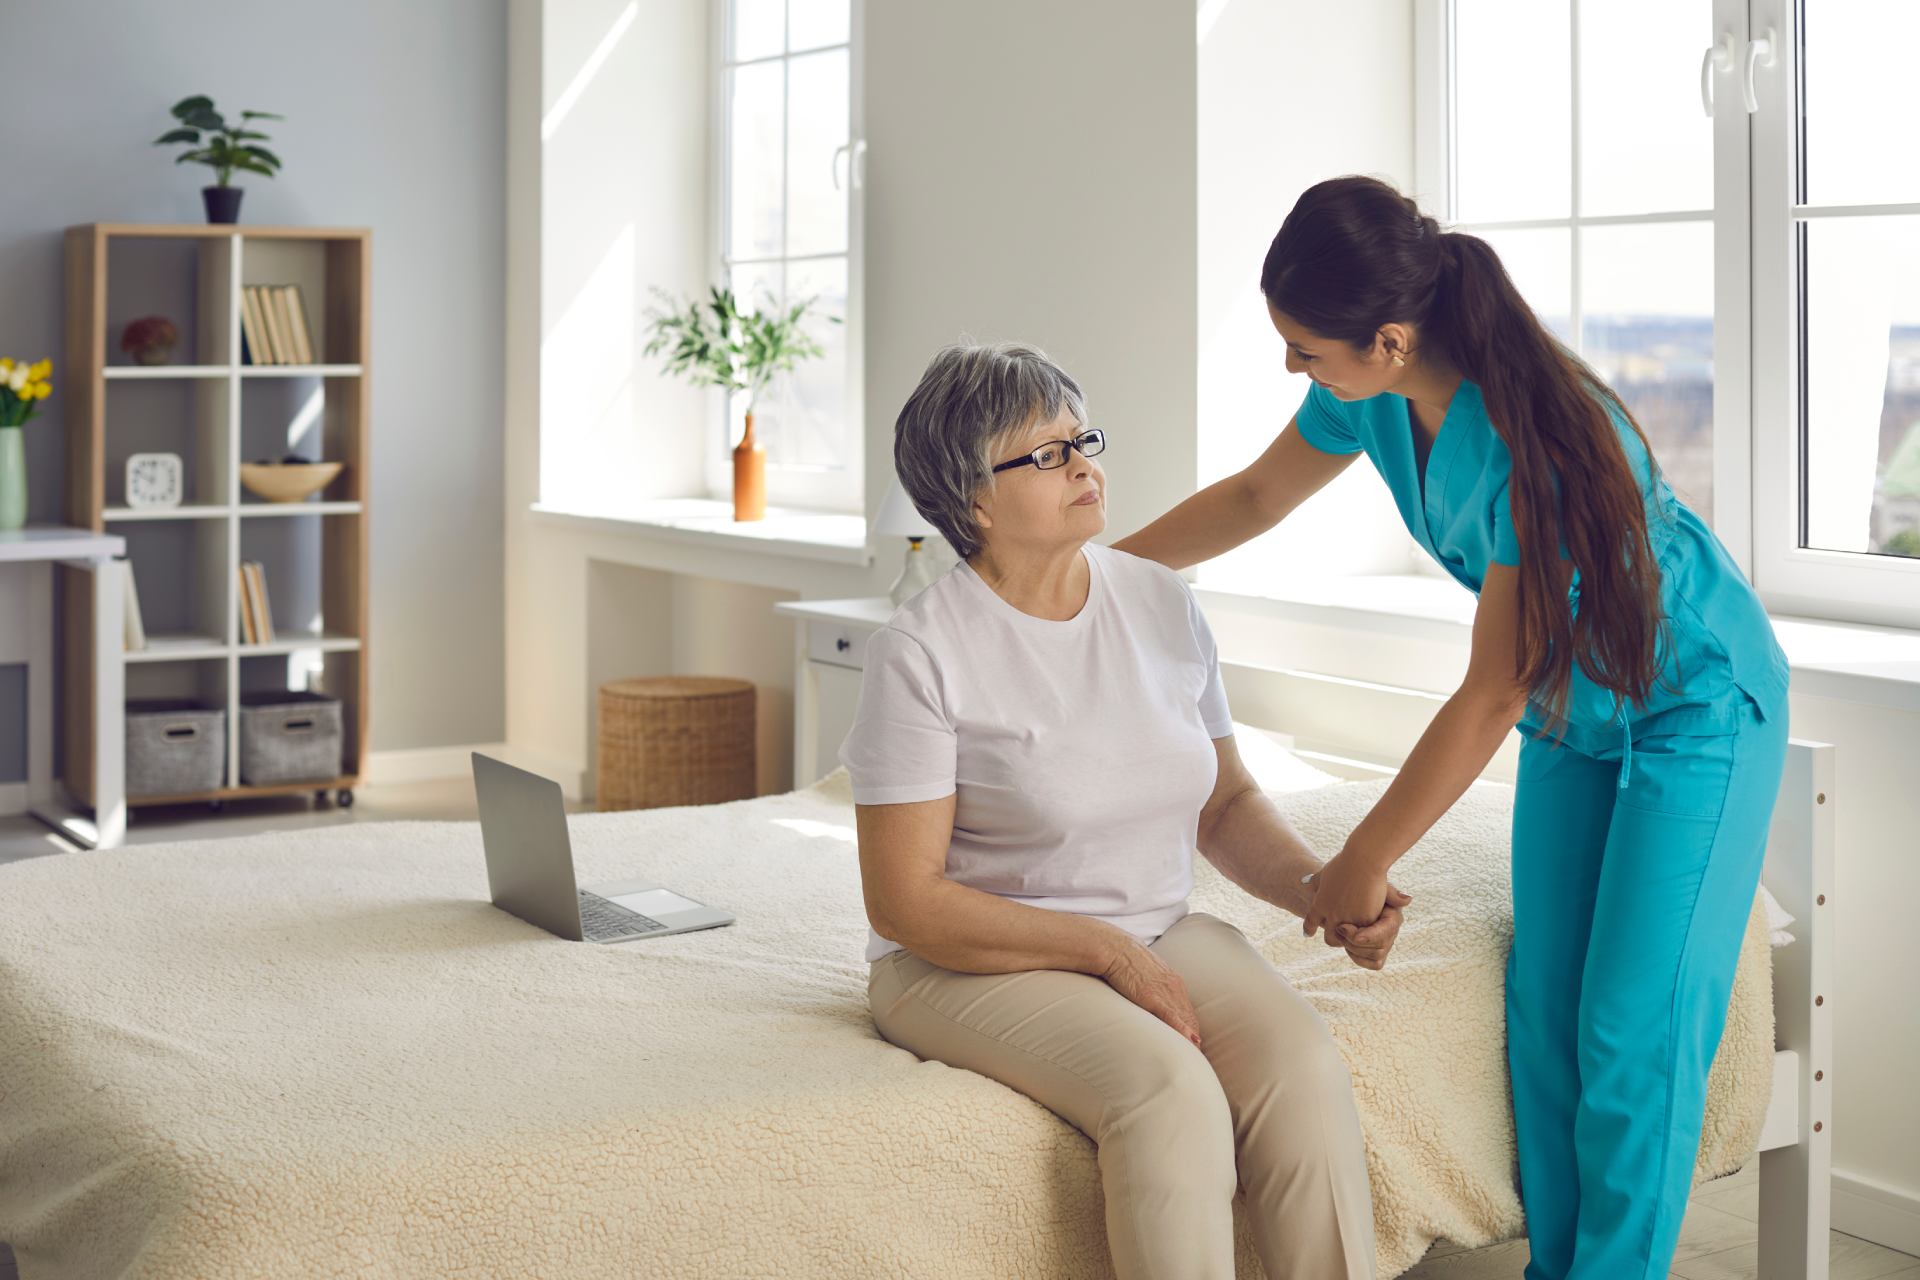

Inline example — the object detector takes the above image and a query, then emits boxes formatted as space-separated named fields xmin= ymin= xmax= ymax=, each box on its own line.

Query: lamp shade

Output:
xmin=875 ymin=477 xmax=935 ymax=537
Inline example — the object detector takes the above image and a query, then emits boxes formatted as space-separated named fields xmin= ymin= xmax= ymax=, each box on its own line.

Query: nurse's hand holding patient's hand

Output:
xmin=1336 ymin=892 xmax=1411 ymax=971
xmin=1301 ymin=849 xmax=1394 ymax=947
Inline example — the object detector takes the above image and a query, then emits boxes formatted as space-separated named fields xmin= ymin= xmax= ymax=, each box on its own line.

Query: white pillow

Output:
xmin=1759 ymin=885 xmax=1796 ymax=948
xmin=1228 ymin=721 xmax=1345 ymax=794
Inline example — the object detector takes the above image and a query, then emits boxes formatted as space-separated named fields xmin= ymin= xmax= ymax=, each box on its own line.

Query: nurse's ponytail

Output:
xmin=1261 ymin=176 xmax=1666 ymax=726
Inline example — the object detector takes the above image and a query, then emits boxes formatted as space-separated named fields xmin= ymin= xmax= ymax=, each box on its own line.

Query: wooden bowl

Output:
xmin=240 ymin=462 xmax=343 ymax=503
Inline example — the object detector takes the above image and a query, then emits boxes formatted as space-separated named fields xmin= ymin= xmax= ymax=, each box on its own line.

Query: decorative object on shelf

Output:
xmin=238 ymin=691 xmax=342 ymax=786
xmin=0 ymin=355 xmax=51 ymax=531
xmin=240 ymin=456 xmax=342 ymax=503
xmin=153 ymin=94 xmax=283 ymax=224
xmin=875 ymin=477 xmax=942 ymax=605
xmin=125 ymin=452 xmax=184 ymax=509
xmin=125 ymin=699 xmax=226 ymax=797
xmin=122 ymin=558 xmax=147 ymax=652
xmin=642 ymin=285 xmax=836 ymax=522
xmin=119 ymin=315 xmax=180 ymax=366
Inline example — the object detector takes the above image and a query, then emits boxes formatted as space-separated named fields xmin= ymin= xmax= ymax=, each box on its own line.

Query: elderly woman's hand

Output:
xmin=1101 ymin=939 xmax=1205 ymax=1049
xmin=1331 ymin=892 xmax=1411 ymax=971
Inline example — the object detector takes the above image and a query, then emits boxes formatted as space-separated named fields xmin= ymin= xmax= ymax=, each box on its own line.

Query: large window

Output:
xmin=1422 ymin=0 xmax=1920 ymax=628
xmin=715 ymin=0 xmax=864 ymax=512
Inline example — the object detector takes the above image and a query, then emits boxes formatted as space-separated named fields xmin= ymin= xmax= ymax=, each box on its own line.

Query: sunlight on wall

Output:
xmin=540 ymin=223 xmax=638 ymax=514
xmin=542 ymin=0 xmax=637 ymax=142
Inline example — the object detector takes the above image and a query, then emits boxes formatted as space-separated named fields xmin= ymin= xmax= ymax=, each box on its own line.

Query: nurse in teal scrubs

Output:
xmin=1115 ymin=175 xmax=1789 ymax=1280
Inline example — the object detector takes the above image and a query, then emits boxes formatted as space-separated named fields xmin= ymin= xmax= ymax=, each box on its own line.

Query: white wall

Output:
xmin=862 ymin=0 xmax=1202 ymax=548
xmin=538 ymin=0 xmax=710 ymax=515
xmin=1196 ymin=0 xmax=1419 ymax=591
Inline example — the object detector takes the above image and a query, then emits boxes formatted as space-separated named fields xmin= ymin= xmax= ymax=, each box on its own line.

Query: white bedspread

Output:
xmin=0 ymin=770 xmax=1771 ymax=1278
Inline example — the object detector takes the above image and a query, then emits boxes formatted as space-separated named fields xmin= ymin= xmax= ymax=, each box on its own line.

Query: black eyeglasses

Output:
xmin=990 ymin=428 xmax=1107 ymax=473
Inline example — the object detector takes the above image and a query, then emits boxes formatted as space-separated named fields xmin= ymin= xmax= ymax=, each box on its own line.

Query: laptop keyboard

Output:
xmin=579 ymin=891 xmax=668 ymax=940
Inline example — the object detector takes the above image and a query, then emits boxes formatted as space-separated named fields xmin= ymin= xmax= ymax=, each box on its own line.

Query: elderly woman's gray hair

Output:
xmin=892 ymin=342 xmax=1089 ymax=560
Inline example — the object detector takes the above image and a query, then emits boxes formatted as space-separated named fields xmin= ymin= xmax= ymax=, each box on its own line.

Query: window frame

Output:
xmin=708 ymin=0 xmax=867 ymax=515
xmin=1414 ymin=0 xmax=1920 ymax=631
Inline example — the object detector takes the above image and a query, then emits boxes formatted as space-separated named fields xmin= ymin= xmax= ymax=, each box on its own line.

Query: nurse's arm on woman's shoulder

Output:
xmin=854 ymin=796 xmax=1207 ymax=1046
xmin=1112 ymin=419 xmax=1358 ymax=571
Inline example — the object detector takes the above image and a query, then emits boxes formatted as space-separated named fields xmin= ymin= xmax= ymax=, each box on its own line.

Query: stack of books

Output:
xmin=240 ymin=284 xmax=318 ymax=365
xmin=237 ymin=561 xmax=276 ymax=645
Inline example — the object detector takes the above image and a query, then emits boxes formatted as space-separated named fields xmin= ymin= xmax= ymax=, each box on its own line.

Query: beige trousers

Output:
xmin=868 ymin=912 xmax=1375 ymax=1279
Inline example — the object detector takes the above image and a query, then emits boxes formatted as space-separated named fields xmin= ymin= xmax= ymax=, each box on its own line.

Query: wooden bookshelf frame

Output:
xmin=62 ymin=224 xmax=370 ymax=809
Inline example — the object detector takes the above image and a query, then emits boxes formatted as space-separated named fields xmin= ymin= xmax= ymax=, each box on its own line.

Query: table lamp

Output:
xmin=876 ymin=478 xmax=941 ymax=605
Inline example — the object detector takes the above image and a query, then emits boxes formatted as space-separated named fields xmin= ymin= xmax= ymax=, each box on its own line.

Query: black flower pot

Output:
xmin=202 ymin=186 xmax=244 ymax=224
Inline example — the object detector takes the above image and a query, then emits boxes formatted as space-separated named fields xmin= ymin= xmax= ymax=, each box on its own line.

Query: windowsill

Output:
xmin=528 ymin=498 xmax=871 ymax=566
xmin=1196 ymin=574 xmax=1920 ymax=713
xmin=533 ymin=495 xmax=879 ymax=564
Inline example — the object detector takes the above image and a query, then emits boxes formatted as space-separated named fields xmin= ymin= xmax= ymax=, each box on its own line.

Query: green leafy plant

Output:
xmin=642 ymin=286 xmax=835 ymax=416
xmin=153 ymin=96 xmax=283 ymax=187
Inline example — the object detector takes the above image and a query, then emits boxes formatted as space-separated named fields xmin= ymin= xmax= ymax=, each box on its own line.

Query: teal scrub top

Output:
xmin=1293 ymin=380 xmax=1789 ymax=748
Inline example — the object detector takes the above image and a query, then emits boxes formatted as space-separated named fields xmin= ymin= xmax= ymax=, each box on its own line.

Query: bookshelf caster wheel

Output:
xmin=313 ymin=789 xmax=329 ymax=807
xmin=336 ymin=789 xmax=355 ymax=809
xmin=208 ymin=800 xmax=225 ymax=813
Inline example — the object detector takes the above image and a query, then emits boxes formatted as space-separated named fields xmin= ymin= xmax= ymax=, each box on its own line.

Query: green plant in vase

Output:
xmin=642 ymin=285 xmax=833 ymax=521
xmin=154 ymin=95 xmax=283 ymax=224
xmin=0 ymin=357 xmax=52 ymax=531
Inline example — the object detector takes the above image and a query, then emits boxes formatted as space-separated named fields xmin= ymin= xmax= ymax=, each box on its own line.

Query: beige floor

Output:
xmin=2 ymin=786 xmax=1915 ymax=1280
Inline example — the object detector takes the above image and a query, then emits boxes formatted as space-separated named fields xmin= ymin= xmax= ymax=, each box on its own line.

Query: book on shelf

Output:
xmin=279 ymin=285 xmax=316 ymax=364
xmin=121 ymin=558 xmax=146 ymax=652
xmin=237 ymin=561 xmax=275 ymax=645
xmin=241 ymin=286 xmax=274 ymax=364
xmin=258 ymin=285 xmax=291 ymax=366
xmin=237 ymin=564 xmax=257 ymax=644
xmin=248 ymin=561 xmax=275 ymax=643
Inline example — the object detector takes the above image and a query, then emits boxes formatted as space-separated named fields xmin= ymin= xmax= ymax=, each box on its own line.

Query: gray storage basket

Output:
xmin=238 ymin=691 xmax=344 ymax=786
xmin=126 ymin=700 xmax=226 ymax=797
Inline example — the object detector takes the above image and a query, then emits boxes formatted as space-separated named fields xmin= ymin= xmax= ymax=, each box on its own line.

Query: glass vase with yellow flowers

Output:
xmin=0 ymin=357 xmax=52 ymax=531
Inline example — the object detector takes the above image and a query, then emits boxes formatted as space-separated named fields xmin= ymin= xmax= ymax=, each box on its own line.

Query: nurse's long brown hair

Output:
xmin=1260 ymin=175 xmax=1666 ymax=725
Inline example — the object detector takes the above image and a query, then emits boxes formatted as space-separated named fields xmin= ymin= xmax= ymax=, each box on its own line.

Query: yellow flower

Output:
xmin=0 ymin=358 xmax=12 ymax=373
xmin=31 ymin=383 xmax=51 ymax=400
xmin=29 ymin=359 xmax=51 ymax=379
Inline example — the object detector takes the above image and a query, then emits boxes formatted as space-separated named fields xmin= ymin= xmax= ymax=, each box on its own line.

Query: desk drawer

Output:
xmin=806 ymin=619 xmax=875 ymax=671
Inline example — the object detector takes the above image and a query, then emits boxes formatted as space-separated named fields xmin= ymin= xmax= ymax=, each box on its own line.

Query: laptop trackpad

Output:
xmin=605 ymin=888 xmax=705 ymax=917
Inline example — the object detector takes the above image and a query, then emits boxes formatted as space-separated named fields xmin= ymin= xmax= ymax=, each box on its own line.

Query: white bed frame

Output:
xmin=1225 ymin=664 xmax=1834 ymax=1280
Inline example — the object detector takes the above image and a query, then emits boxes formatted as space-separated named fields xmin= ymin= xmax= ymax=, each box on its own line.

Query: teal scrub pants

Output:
xmin=1506 ymin=697 xmax=1788 ymax=1280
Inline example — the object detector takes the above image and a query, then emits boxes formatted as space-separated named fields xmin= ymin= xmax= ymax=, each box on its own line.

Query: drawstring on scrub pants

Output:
xmin=1614 ymin=700 xmax=1633 ymax=791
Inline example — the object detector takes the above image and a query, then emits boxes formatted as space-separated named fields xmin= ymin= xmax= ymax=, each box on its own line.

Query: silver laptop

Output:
xmin=471 ymin=752 xmax=734 ymax=943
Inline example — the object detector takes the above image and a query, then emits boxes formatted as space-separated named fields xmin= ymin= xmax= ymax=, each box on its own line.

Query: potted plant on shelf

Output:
xmin=642 ymin=285 xmax=833 ymax=521
xmin=153 ymin=95 xmax=283 ymax=224
xmin=0 ymin=356 xmax=52 ymax=531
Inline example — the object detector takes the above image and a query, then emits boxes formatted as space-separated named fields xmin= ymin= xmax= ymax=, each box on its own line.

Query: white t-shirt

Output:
xmin=838 ymin=541 xmax=1234 ymax=963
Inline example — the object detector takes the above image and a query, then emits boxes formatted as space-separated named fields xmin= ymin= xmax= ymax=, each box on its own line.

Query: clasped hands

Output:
xmin=1301 ymin=847 xmax=1411 ymax=972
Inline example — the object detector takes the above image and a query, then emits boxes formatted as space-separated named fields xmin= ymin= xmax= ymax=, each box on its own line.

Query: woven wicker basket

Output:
xmin=597 ymin=676 xmax=757 ymax=811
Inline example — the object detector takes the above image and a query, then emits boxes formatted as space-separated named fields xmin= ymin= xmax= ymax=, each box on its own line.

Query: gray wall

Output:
xmin=0 ymin=0 xmax=507 ymax=777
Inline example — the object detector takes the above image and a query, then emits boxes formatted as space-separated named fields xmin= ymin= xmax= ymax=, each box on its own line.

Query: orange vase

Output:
xmin=732 ymin=410 xmax=767 ymax=522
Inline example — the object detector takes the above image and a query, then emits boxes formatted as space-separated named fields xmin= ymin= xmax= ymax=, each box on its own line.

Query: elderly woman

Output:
xmin=840 ymin=342 xmax=1405 ymax=1280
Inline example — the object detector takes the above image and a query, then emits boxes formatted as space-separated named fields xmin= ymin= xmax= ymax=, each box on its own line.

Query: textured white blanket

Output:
xmin=0 ymin=770 xmax=1770 ymax=1279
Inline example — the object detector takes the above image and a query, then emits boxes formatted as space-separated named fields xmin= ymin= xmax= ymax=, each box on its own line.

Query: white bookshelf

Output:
xmin=63 ymin=224 xmax=371 ymax=810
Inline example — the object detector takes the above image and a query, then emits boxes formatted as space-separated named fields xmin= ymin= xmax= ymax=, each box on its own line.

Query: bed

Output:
xmin=0 ymin=691 xmax=1833 ymax=1279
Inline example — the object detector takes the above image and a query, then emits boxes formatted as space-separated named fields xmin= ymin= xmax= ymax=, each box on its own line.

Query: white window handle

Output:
xmin=832 ymin=139 xmax=868 ymax=191
xmin=1743 ymin=27 xmax=1778 ymax=114
xmin=1700 ymin=32 xmax=1736 ymax=116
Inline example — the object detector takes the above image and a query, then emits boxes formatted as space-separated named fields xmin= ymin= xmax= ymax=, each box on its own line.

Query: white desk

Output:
xmin=0 ymin=526 xmax=126 ymax=849
xmin=772 ymin=597 xmax=894 ymax=790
